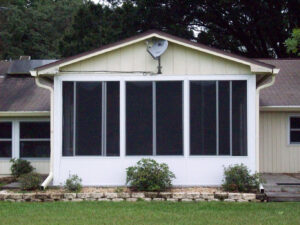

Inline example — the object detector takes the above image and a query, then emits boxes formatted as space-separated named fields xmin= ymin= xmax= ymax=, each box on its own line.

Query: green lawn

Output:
xmin=0 ymin=201 xmax=299 ymax=225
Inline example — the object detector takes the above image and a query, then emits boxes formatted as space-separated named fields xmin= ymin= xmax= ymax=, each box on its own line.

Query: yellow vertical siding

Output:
xmin=259 ymin=111 xmax=300 ymax=173
xmin=61 ymin=42 xmax=251 ymax=75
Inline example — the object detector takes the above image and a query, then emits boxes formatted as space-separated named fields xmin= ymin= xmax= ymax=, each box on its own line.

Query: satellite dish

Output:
xmin=147 ymin=39 xmax=168 ymax=74
xmin=147 ymin=39 xmax=168 ymax=59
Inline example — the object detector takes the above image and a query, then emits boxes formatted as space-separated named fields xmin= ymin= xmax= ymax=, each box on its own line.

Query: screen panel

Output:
xmin=156 ymin=81 xmax=183 ymax=155
xmin=232 ymin=81 xmax=247 ymax=156
xmin=126 ymin=82 xmax=153 ymax=155
xmin=62 ymin=82 xmax=74 ymax=156
xmin=190 ymin=81 xmax=217 ymax=155
xmin=76 ymin=82 xmax=102 ymax=155
xmin=218 ymin=81 xmax=230 ymax=155
xmin=106 ymin=82 xmax=120 ymax=156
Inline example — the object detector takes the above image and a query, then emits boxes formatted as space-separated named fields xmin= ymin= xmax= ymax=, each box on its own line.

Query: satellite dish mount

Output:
xmin=147 ymin=39 xmax=168 ymax=74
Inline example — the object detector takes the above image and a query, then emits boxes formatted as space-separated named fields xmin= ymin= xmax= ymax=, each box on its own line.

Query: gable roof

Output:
xmin=32 ymin=30 xmax=276 ymax=76
xmin=259 ymin=59 xmax=300 ymax=108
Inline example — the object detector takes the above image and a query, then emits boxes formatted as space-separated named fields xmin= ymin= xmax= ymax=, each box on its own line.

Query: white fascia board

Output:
xmin=0 ymin=111 xmax=50 ymax=117
xmin=260 ymin=106 xmax=300 ymax=112
xmin=34 ymin=32 xmax=275 ymax=76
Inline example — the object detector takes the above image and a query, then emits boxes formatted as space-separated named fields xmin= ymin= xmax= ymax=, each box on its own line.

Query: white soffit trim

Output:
xmin=33 ymin=32 xmax=275 ymax=75
xmin=260 ymin=106 xmax=300 ymax=112
xmin=0 ymin=111 xmax=50 ymax=117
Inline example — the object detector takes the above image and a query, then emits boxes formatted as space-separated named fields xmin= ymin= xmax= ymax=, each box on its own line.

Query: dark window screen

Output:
xmin=156 ymin=81 xmax=183 ymax=155
xmin=106 ymin=82 xmax=120 ymax=156
xmin=0 ymin=122 xmax=12 ymax=138
xmin=0 ymin=122 xmax=12 ymax=158
xmin=20 ymin=141 xmax=50 ymax=158
xmin=20 ymin=122 xmax=50 ymax=139
xmin=290 ymin=131 xmax=300 ymax=143
xmin=0 ymin=142 xmax=11 ymax=157
xmin=126 ymin=82 xmax=153 ymax=155
xmin=76 ymin=82 xmax=102 ymax=155
xmin=218 ymin=81 xmax=230 ymax=155
xmin=63 ymin=82 xmax=74 ymax=156
xmin=232 ymin=81 xmax=247 ymax=156
xmin=190 ymin=81 xmax=216 ymax=155
xmin=290 ymin=117 xmax=300 ymax=129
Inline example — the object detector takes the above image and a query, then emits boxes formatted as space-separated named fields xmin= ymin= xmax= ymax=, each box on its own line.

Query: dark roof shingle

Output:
xmin=0 ymin=75 xmax=50 ymax=112
xmin=258 ymin=59 xmax=300 ymax=107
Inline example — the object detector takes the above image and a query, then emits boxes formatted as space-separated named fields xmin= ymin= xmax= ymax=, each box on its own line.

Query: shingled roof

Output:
xmin=258 ymin=59 xmax=300 ymax=107
xmin=0 ymin=60 xmax=51 ymax=112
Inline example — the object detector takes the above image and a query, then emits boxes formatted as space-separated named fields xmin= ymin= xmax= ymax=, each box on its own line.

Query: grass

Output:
xmin=0 ymin=201 xmax=300 ymax=225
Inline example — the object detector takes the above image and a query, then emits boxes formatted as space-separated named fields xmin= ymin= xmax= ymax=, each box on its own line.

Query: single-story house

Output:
xmin=0 ymin=30 xmax=299 ymax=187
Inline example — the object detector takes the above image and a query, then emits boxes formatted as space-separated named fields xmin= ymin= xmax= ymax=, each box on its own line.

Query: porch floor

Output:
xmin=262 ymin=173 xmax=300 ymax=202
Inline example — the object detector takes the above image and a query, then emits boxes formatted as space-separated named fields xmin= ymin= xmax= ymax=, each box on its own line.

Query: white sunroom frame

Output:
xmin=51 ymin=73 xmax=256 ymax=186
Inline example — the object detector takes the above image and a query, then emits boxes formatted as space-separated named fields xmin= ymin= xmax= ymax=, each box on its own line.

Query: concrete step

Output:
xmin=263 ymin=184 xmax=300 ymax=193
xmin=266 ymin=192 xmax=300 ymax=202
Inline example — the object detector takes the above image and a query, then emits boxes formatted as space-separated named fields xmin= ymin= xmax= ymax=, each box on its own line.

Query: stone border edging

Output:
xmin=0 ymin=192 xmax=265 ymax=202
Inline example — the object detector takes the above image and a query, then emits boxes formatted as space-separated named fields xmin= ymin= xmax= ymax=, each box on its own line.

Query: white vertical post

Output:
xmin=183 ymin=79 xmax=189 ymax=158
xmin=12 ymin=120 xmax=20 ymax=159
xmin=120 ymin=80 xmax=126 ymax=158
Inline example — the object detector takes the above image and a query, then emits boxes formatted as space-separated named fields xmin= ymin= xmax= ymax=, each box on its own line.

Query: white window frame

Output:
xmin=0 ymin=118 xmax=50 ymax=160
xmin=57 ymin=74 xmax=253 ymax=159
xmin=0 ymin=121 xmax=13 ymax=158
xmin=288 ymin=115 xmax=300 ymax=145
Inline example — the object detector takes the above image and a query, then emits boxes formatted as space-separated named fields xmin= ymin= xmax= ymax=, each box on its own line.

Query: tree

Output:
xmin=0 ymin=0 xmax=83 ymax=59
xmin=285 ymin=28 xmax=300 ymax=56
xmin=60 ymin=0 xmax=300 ymax=58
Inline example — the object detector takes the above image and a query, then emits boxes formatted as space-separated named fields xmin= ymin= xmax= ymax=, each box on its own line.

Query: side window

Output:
xmin=20 ymin=122 xmax=50 ymax=158
xmin=0 ymin=122 xmax=12 ymax=158
xmin=289 ymin=117 xmax=300 ymax=144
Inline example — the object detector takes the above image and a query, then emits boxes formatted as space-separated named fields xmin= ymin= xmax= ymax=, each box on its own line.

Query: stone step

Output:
xmin=263 ymin=184 xmax=300 ymax=193
xmin=266 ymin=192 xmax=300 ymax=202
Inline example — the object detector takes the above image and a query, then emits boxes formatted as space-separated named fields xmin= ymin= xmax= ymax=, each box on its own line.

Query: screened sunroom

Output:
xmin=30 ymin=30 xmax=277 ymax=186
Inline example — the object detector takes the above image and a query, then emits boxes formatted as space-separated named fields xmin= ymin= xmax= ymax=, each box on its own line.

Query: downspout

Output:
xmin=35 ymin=76 xmax=54 ymax=189
xmin=255 ymin=74 xmax=276 ymax=173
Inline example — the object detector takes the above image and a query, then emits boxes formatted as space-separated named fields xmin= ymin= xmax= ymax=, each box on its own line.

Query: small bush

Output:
xmin=222 ymin=164 xmax=261 ymax=193
xmin=64 ymin=174 xmax=82 ymax=192
xmin=126 ymin=158 xmax=175 ymax=192
xmin=10 ymin=158 xmax=34 ymax=178
xmin=20 ymin=172 xmax=42 ymax=190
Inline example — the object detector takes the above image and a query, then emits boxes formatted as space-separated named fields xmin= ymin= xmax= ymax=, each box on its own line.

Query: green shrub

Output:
xmin=10 ymin=158 xmax=34 ymax=178
xmin=64 ymin=174 xmax=82 ymax=192
xmin=222 ymin=164 xmax=261 ymax=193
xmin=20 ymin=172 xmax=42 ymax=190
xmin=126 ymin=158 xmax=175 ymax=192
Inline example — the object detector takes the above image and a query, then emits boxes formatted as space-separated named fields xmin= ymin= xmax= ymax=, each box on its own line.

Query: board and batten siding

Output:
xmin=259 ymin=111 xmax=300 ymax=173
xmin=0 ymin=160 xmax=49 ymax=177
xmin=61 ymin=42 xmax=252 ymax=75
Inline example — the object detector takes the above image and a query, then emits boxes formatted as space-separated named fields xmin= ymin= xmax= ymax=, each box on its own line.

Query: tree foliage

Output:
xmin=1 ymin=0 xmax=299 ymax=59
xmin=285 ymin=28 xmax=300 ymax=56
xmin=0 ymin=0 xmax=83 ymax=59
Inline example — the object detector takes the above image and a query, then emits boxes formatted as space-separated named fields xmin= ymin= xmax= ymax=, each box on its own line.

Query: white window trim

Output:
xmin=287 ymin=115 xmax=300 ymax=145
xmin=0 ymin=118 xmax=50 ymax=159
xmin=57 ymin=74 xmax=253 ymax=159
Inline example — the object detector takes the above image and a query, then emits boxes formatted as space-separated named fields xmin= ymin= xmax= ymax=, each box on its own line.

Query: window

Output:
xmin=190 ymin=81 xmax=247 ymax=156
xmin=289 ymin=116 xmax=300 ymax=144
xmin=20 ymin=122 xmax=50 ymax=158
xmin=126 ymin=81 xmax=183 ymax=155
xmin=0 ymin=122 xmax=12 ymax=158
xmin=62 ymin=81 xmax=120 ymax=156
